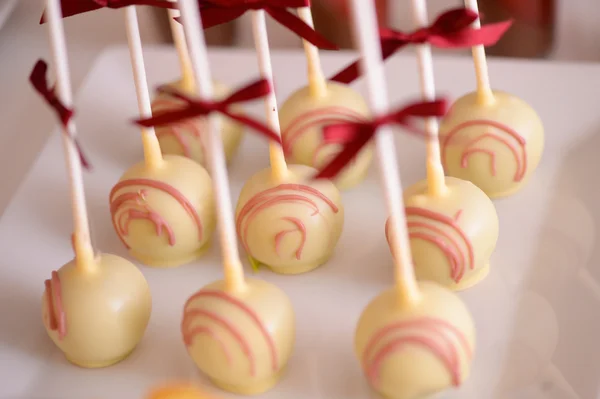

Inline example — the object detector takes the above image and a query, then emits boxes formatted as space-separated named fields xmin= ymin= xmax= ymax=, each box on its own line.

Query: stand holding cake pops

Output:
xmin=33 ymin=0 xmax=151 ymax=369
xmin=343 ymin=0 xmax=476 ymax=397
xmin=438 ymin=0 xmax=545 ymax=198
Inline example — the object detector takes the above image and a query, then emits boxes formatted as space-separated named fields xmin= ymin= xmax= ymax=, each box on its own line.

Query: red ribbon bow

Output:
xmin=135 ymin=78 xmax=282 ymax=144
xmin=314 ymin=99 xmax=448 ymax=180
xmin=29 ymin=60 xmax=91 ymax=170
xmin=330 ymin=8 xmax=512 ymax=84
xmin=40 ymin=0 xmax=175 ymax=24
xmin=176 ymin=0 xmax=338 ymax=50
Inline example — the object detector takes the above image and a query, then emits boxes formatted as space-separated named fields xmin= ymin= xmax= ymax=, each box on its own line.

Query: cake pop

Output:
xmin=151 ymin=7 xmax=244 ymax=167
xmin=172 ymin=1 xmax=295 ymax=393
xmin=146 ymin=383 xmax=220 ymax=399
xmin=190 ymin=0 xmax=344 ymax=274
xmin=34 ymin=0 xmax=150 ymax=368
xmin=109 ymin=3 xmax=217 ymax=268
xmin=438 ymin=0 xmax=544 ymax=198
xmin=238 ymin=9 xmax=344 ymax=275
xmin=344 ymin=1 xmax=476 ymax=396
xmin=278 ymin=6 xmax=372 ymax=190
xmin=382 ymin=1 xmax=502 ymax=291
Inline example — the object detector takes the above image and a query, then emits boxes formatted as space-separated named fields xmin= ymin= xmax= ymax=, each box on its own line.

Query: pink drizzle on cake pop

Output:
xmin=109 ymin=179 xmax=203 ymax=248
xmin=44 ymin=271 xmax=67 ymax=340
xmin=363 ymin=317 xmax=471 ymax=387
xmin=236 ymin=184 xmax=339 ymax=261
xmin=386 ymin=207 xmax=473 ymax=283
xmin=282 ymin=106 xmax=367 ymax=167
xmin=441 ymin=119 xmax=527 ymax=181
xmin=182 ymin=290 xmax=278 ymax=376
xmin=152 ymin=98 xmax=206 ymax=159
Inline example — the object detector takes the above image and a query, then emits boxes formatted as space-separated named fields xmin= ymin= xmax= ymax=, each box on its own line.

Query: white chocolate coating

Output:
xmin=151 ymin=80 xmax=244 ymax=167
xmin=41 ymin=253 xmax=152 ymax=368
xmin=279 ymin=82 xmax=373 ymax=190
xmin=439 ymin=90 xmax=544 ymax=198
xmin=235 ymin=164 xmax=344 ymax=275
xmin=182 ymin=278 xmax=295 ymax=395
xmin=386 ymin=177 xmax=499 ymax=291
xmin=109 ymin=155 xmax=216 ymax=267
xmin=355 ymin=281 xmax=475 ymax=399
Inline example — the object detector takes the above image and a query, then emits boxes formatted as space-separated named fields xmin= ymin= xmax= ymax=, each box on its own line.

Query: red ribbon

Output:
xmin=135 ymin=78 xmax=282 ymax=144
xmin=175 ymin=0 xmax=338 ymax=50
xmin=29 ymin=60 xmax=91 ymax=170
xmin=330 ymin=8 xmax=513 ymax=84
xmin=40 ymin=0 xmax=176 ymax=24
xmin=314 ymin=99 xmax=448 ymax=180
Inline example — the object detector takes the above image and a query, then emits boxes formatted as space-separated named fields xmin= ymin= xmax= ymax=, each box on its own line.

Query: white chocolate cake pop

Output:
xmin=279 ymin=7 xmax=371 ymax=190
xmin=109 ymin=155 xmax=216 ymax=267
xmin=151 ymin=79 xmax=244 ymax=167
xmin=175 ymin=1 xmax=296 ymax=394
xmin=235 ymin=164 xmax=343 ymax=274
xmin=109 ymin=5 xmax=216 ymax=268
xmin=182 ymin=278 xmax=295 ymax=394
xmin=42 ymin=251 xmax=151 ymax=367
xmin=382 ymin=0 xmax=499 ymax=291
xmin=345 ymin=0 xmax=476 ymax=396
xmin=386 ymin=176 xmax=499 ymax=290
xmin=280 ymin=82 xmax=372 ymax=190
xmin=355 ymin=282 xmax=475 ymax=399
xmin=439 ymin=0 xmax=544 ymax=198
xmin=34 ymin=2 xmax=151 ymax=368
xmin=439 ymin=90 xmax=544 ymax=198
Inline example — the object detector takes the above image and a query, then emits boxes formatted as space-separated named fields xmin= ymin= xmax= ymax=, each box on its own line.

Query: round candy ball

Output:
xmin=279 ymin=82 xmax=373 ymax=190
xmin=182 ymin=278 xmax=295 ymax=395
xmin=41 ymin=253 xmax=151 ymax=368
xmin=355 ymin=281 xmax=475 ymax=399
xmin=439 ymin=90 xmax=544 ymax=198
xmin=151 ymin=80 xmax=244 ymax=167
xmin=386 ymin=177 xmax=499 ymax=291
xmin=109 ymin=155 xmax=216 ymax=268
xmin=235 ymin=164 xmax=344 ymax=275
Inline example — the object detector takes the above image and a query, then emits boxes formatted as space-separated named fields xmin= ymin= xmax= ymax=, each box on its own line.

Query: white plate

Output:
xmin=0 ymin=46 xmax=599 ymax=399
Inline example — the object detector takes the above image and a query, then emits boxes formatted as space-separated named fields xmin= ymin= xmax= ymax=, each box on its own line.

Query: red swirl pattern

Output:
xmin=362 ymin=317 xmax=472 ymax=387
xmin=44 ymin=270 xmax=66 ymax=340
xmin=441 ymin=119 xmax=527 ymax=182
xmin=109 ymin=179 xmax=204 ymax=249
xmin=236 ymin=184 xmax=339 ymax=261
xmin=152 ymin=98 xmax=206 ymax=160
xmin=181 ymin=290 xmax=277 ymax=376
xmin=282 ymin=106 xmax=367 ymax=168
xmin=386 ymin=207 xmax=473 ymax=283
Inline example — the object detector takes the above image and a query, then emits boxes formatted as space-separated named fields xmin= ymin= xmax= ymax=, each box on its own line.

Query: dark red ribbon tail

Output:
xmin=313 ymin=133 xmax=371 ymax=180
xmin=267 ymin=8 xmax=339 ymax=50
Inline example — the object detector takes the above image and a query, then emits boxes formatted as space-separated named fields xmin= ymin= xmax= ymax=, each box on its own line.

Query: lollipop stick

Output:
xmin=297 ymin=7 xmax=327 ymax=98
xmin=251 ymin=10 xmax=288 ymax=181
xmin=124 ymin=6 xmax=163 ymax=169
xmin=178 ymin=0 xmax=246 ymax=293
xmin=168 ymin=6 xmax=195 ymax=92
xmin=464 ymin=0 xmax=495 ymax=106
xmin=410 ymin=0 xmax=446 ymax=196
xmin=45 ymin=0 xmax=95 ymax=272
xmin=348 ymin=0 xmax=420 ymax=305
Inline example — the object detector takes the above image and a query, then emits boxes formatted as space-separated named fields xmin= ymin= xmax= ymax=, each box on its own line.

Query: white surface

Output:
xmin=1 ymin=46 xmax=600 ymax=399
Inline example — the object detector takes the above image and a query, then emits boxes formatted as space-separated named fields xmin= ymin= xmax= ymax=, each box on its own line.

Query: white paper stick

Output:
xmin=124 ymin=6 xmax=162 ymax=168
xmin=45 ymin=0 xmax=94 ymax=268
xmin=251 ymin=10 xmax=288 ymax=181
xmin=297 ymin=7 xmax=327 ymax=98
xmin=178 ymin=0 xmax=246 ymax=292
xmin=464 ymin=0 xmax=495 ymax=105
xmin=348 ymin=0 xmax=420 ymax=304
xmin=167 ymin=5 xmax=195 ymax=90
xmin=410 ymin=0 xmax=446 ymax=196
